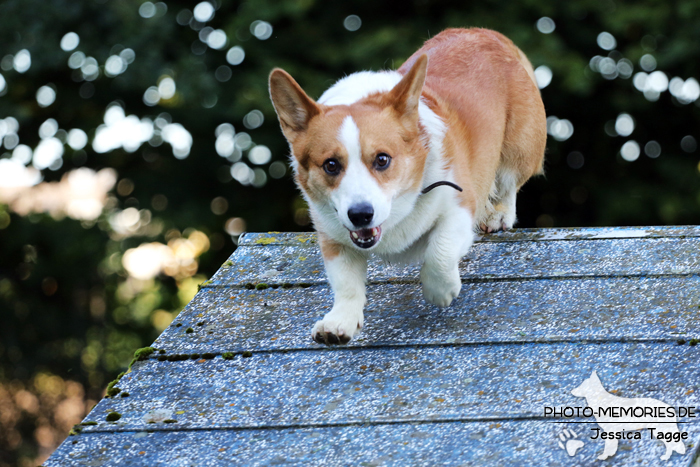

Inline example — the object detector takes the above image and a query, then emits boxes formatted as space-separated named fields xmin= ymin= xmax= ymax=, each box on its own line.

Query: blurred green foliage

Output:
xmin=0 ymin=0 xmax=699 ymax=465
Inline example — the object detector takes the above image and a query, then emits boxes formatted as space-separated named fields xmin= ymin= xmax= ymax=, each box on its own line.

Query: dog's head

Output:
xmin=571 ymin=370 xmax=603 ymax=398
xmin=269 ymin=56 xmax=430 ymax=250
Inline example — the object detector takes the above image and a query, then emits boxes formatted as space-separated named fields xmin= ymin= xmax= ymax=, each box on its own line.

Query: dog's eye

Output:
xmin=374 ymin=153 xmax=391 ymax=170
xmin=323 ymin=158 xmax=341 ymax=175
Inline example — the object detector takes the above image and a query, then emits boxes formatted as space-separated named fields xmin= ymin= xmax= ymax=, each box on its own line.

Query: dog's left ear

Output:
xmin=269 ymin=69 xmax=321 ymax=144
xmin=387 ymin=54 xmax=428 ymax=127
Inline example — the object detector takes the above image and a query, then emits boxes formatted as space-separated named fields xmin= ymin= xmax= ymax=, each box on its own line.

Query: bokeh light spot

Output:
xmin=614 ymin=113 xmax=634 ymax=137
xmin=206 ymin=29 xmax=227 ymax=49
xmin=210 ymin=196 xmax=228 ymax=215
xmin=67 ymin=129 xmax=88 ymax=150
xmin=248 ymin=145 xmax=271 ymax=165
xmin=620 ymin=140 xmax=640 ymax=161
xmin=344 ymin=15 xmax=362 ymax=32
xmin=546 ymin=116 xmax=574 ymax=141
xmin=639 ymin=54 xmax=656 ymax=72
xmin=250 ymin=21 xmax=273 ymax=40
xmin=669 ymin=77 xmax=699 ymax=104
xmin=120 ymin=48 xmax=136 ymax=64
xmin=231 ymin=162 xmax=254 ymax=185
xmin=269 ymin=161 xmax=286 ymax=179
xmin=13 ymin=49 xmax=31 ymax=73
xmin=158 ymin=77 xmax=176 ymax=100
xmin=616 ymin=59 xmax=633 ymax=79
xmin=12 ymin=144 xmax=33 ymax=164
xmin=681 ymin=135 xmax=697 ymax=153
xmin=243 ymin=110 xmax=264 ymax=129
xmin=60 ymin=32 xmax=80 ymax=52
xmin=534 ymin=65 xmax=552 ymax=89
xmin=597 ymin=32 xmax=617 ymax=51
xmin=143 ymin=86 xmax=160 ymax=106
xmin=644 ymin=140 xmax=661 ymax=158
xmin=234 ymin=132 xmax=252 ymax=150
xmin=536 ymin=17 xmax=555 ymax=34
xmin=39 ymin=119 xmax=59 ymax=139
xmin=68 ymin=51 xmax=85 ymax=69
xmin=225 ymin=217 xmax=246 ymax=236
xmin=193 ymin=2 xmax=214 ymax=22
xmin=566 ymin=151 xmax=584 ymax=169
xmin=226 ymin=46 xmax=245 ymax=66
xmin=105 ymin=55 xmax=127 ymax=77
xmin=139 ymin=2 xmax=156 ymax=18
xmin=36 ymin=86 xmax=56 ymax=108
xmin=33 ymin=137 xmax=64 ymax=170
xmin=176 ymin=9 xmax=192 ymax=25
xmin=215 ymin=65 xmax=232 ymax=82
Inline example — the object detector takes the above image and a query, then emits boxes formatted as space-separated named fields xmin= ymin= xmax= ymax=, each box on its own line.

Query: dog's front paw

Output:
xmin=311 ymin=309 xmax=363 ymax=345
xmin=421 ymin=265 xmax=461 ymax=307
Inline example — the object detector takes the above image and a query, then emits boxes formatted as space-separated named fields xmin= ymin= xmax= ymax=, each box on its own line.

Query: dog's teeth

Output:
xmin=351 ymin=232 xmax=359 ymax=239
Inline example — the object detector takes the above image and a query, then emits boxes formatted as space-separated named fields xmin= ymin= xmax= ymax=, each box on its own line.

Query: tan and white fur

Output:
xmin=269 ymin=28 xmax=546 ymax=344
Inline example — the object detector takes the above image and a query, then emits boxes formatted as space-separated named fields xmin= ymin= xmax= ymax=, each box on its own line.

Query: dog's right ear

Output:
xmin=269 ymin=69 xmax=320 ymax=143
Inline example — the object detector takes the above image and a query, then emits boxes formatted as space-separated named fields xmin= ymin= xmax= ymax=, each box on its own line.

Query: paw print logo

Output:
xmin=558 ymin=429 xmax=584 ymax=457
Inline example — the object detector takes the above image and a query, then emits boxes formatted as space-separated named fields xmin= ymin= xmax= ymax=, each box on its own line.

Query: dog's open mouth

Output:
xmin=349 ymin=226 xmax=381 ymax=249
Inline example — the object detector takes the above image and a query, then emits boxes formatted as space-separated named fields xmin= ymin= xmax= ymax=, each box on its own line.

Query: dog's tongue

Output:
xmin=349 ymin=226 xmax=381 ymax=249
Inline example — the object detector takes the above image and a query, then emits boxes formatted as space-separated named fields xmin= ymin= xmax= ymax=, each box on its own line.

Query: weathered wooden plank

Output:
xmin=239 ymin=226 xmax=700 ymax=247
xmin=156 ymin=276 xmax=700 ymax=353
xmin=210 ymin=236 xmax=700 ymax=287
xmin=45 ymin=419 xmax=700 ymax=467
xmin=77 ymin=342 xmax=700 ymax=431
xmin=44 ymin=226 xmax=700 ymax=467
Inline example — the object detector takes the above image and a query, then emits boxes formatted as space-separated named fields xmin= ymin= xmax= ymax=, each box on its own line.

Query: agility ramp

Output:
xmin=46 ymin=227 xmax=700 ymax=466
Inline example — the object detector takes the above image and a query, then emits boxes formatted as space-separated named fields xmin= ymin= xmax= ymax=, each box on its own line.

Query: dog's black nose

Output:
xmin=348 ymin=203 xmax=374 ymax=228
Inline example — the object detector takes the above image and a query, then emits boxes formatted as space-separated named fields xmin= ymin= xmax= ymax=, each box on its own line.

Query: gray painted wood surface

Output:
xmin=45 ymin=226 xmax=700 ymax=466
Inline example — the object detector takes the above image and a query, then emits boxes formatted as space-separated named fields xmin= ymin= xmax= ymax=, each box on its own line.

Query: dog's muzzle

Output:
xmin=349 ymin=226 xmax=381 ymax=249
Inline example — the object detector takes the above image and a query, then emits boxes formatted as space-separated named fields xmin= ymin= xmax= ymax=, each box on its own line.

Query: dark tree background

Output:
xmin=0 ymin=0 xmax=698 ymax=465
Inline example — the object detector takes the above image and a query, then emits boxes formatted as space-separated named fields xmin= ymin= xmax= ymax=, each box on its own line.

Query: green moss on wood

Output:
xmin=186 ymin=327 xmax=194 ymax=334
xmin=202 ymin=353 xmax=215 ymax=359
xmin=222 ymin=352 xmax=235 ymax=360
xmin=133 ymin=347 xmax=156 ymax=361
xmin=80 ymin=421 xmax=98 ymax=426
xmin=105 ymin=412 xmax=121 ymax=422
xmin=255 ymin=283 xmax=268 ymax=290
xmin=242 ymin=351 xmax=253 ymax=358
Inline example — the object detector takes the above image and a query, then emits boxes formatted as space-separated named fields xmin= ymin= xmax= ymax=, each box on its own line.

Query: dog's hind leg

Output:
xmin=479 ymin=61 xmax=547 ymax=234
xmin=479 ymin=168 xmax=518 ymax=232
xmin=597 ymin=437 xmax=618 ymax=460
xmin=661 ymin=440 xmax=686 ymax=460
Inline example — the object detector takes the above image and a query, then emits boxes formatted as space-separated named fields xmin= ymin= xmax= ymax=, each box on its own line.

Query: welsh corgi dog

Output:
xmin=269 ymin=28 xmax=546 ymax=344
